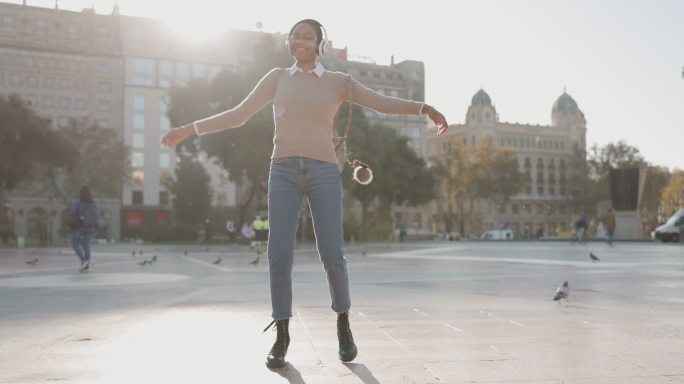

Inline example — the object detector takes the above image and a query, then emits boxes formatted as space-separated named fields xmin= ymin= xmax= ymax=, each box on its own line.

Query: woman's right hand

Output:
xmin=161 ymin=125 xmax=194 ymax=148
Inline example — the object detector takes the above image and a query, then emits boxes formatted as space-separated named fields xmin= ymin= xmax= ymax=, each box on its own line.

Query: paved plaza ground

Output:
xmin=0 ymin=240 xmax=683 ymax=383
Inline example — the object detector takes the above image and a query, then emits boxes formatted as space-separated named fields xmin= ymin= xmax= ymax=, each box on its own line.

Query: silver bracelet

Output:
xmin=192 ymin=121 xmax=200 ymax=136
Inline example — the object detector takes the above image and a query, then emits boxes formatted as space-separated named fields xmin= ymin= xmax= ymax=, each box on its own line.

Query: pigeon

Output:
xmin=256 ymin=248 xmax=263 ymax=255
xmin=590 ymin=252 xmax=600 ymax=262
xmin=131 ymin=251 xmax=136 ymax=257
xmin=362 ymin=250 xmax=366 ymax=256
xmin=139 ymin=250 xmax=144 ymax=257
xmin=137 ymin=259 xmax=150 ymax=266
xmin=205 ymin=246 xmax=210 ymax=252
xmin=183 ymin=250 xmax=188 ymax=257
xmin=26 ymin=258 xmax=39 ymax=266
xmin=553 ymin=281 xmax=570 ymax=302
xmin=151 ymin=255 xmax=158 ymax=263
xmin=212 ymin=256 xmax=222 ymax=265
xmin=250 ymin=256 xmax=260 ymax=266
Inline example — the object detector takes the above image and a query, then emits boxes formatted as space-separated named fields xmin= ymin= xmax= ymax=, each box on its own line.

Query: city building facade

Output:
xmin=427 ymin=89 xmax=587 ymax=238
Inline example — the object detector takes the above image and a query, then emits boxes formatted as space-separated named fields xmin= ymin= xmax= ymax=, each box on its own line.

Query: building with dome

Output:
xmin=427 ymin=89 xmax=587 ymax=238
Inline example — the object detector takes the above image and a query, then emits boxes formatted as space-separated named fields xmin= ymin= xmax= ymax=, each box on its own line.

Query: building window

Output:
xmin=512 ymin=204 xmax=519 ymax=214
xmin=176 ymin=63 xmax=189 ymax=86
xmin=133 ymin=114 xmax=145 ymax=129
xmin=159 ymin=191 xmax=169 ymax=206
xmin=160 ymin=153 xmax=170 ymax=168
xmin=192 ymin=64 xmax=205 ymax=79
xmin=98 ymin=82 xmax=111 ymax=92
xmin=132 ymin=133 xmax=145 ymax=148
xmin=97 ymin=119 xmax=110 ymax=128
xmin=160 ymin=116 xmax=170 ymax=131
xmin=208 ymin=65 xmax=222 ymax=81
xmin=27 ymin=76 xmax=37 ymax=87
xmin=98 ymin=62 xmax=110 ymax=74
xmin=132 ymin=152 xmax=144 ymax=167
xmin=134 ymin=58 xmax=154 ymax=73
xmin=536 ymin=204 xmax=544 ymax=214
xmin=133 ymin=95 xmax=145 ymax=111
xmin=537 ymin=186 xmax=544 ymax=195
xmin=132 ymin=170 xmax=144 ymax=187
xmin=132 ymin=191 xmax=143 ymax=205
xmin=98 ymin=100 xmax=110 ymax=111
xmin=524 ymin=204 xmax=532 ymax=214
xmin=75 ymin=98 xmax=86 ymax=109
xmin=59 ymin=97 xmax=70 ymax=109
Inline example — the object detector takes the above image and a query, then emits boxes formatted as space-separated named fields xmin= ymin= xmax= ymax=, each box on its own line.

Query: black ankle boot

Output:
xmin=264 ymin=319 xmax=290 ymax=368
xmin=337 ymin=312 xmax=357 ymax=362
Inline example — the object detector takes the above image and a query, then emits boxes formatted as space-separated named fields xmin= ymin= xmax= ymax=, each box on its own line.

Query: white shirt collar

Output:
xmin=288 ymin=62 xmax=326 ymax=78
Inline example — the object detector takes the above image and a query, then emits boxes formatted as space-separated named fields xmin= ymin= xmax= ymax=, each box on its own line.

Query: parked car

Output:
xmin=653 ymin=208 xmax=684 ymax=243
xmin=480 ymin=229 xmax=514 ymax=240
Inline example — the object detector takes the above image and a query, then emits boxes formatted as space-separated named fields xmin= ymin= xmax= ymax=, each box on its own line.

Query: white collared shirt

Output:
xmin=287 ymin=62 xmax=325 ymax=78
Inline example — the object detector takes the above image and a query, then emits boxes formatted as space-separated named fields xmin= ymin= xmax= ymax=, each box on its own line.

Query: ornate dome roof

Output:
xmin=471 ymin=89 xmax=492 ymax=106
xmin=552 ymin=92 xmax=579 ymax=114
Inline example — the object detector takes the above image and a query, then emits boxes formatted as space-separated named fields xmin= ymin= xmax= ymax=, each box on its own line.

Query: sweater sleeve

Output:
xmin=348 ymin=75 xmax=424 ymax=115
xmin=195 ymin=68 xmax=282 ymax=135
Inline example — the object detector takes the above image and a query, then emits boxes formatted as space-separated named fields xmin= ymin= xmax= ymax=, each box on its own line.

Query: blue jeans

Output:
xmin=71 ymin=231 xmax=93 ymax=263
xmin=268 ymin=157 xmax=350 ymax=320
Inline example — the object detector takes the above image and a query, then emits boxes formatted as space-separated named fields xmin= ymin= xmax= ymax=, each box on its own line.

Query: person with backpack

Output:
xmin=69 ymin=186 xmax=99 ymax=272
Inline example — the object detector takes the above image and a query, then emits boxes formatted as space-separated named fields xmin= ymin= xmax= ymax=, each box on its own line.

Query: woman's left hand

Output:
xmin=423 ymin=105 xmax=448 ymax=135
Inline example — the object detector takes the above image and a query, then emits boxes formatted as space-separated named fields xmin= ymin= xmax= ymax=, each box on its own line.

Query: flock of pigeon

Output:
xmin=552 ymin=251 xmax=601 ymax=304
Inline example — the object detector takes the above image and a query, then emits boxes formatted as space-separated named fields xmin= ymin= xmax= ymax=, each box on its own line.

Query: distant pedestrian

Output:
xmin=241 ymin=222 xmax=254 ymax=243
xmin=603 ymin=208 xmax=616 ymax=245
xmin=226 ymin=220 xmax=236 ymax=244
xmin=69 ymin=186 xmax=99 ymax=272
xmin=573 ymin=214 xmax=589 ymax=244
xmin=398 ymin=223 xmax=407 ymax=242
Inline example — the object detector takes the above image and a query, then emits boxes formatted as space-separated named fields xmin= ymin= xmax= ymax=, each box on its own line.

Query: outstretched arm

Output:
xmin=162 ymin=68 xmax=281 ymax=148
xmin=349 ymin=76 xmax=448 ymax=135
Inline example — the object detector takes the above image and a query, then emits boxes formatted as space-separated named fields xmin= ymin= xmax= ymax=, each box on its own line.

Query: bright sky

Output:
xmin=8 ymin=0 xmax=684 ymax=171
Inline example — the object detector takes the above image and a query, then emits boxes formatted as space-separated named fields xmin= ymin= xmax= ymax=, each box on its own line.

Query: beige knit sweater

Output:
xmin=194 ymin=65 xmax=424 ymax=163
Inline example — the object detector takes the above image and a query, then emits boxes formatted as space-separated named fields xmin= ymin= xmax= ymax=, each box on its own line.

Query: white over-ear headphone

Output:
xmin=287 ymin=19 xmax=329 ymax=55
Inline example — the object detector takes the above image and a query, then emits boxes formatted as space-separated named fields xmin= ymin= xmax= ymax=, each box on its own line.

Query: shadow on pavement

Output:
xmin=270 ymin=363 xmax=306 ymax=384
xmin=343 ymin=362 xmax=380 ymax=384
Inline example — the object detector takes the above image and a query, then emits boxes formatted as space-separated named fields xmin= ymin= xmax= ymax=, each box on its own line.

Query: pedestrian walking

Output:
xmin=162 ymin=18 xmax=448 ymax=368
xmin=603 ymin=208 xmax=616 ymax=245
xmin=69 ymin=186 xmax=99 ymax=272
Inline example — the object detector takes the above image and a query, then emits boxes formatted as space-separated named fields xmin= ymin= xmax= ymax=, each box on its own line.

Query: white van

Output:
xmin=480 ymin=229 xmax=514 ymax=240
xmin=653 ymin=208 xmax=684 ymax=243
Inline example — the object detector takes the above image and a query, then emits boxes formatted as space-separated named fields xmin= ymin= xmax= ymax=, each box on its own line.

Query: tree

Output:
xmin=343 ymin=107 xmax=438 ymax=240
xmin=436 ymin=136 xmax=525 ymax=236
xmin=0 ymin=94 xmax=73 ymax=207
xmin=641 ymin=165 xmax=671 ymax=232
xmin=44 ymin=119 xmax=129 ymax=203
xmin=167 ymin=33 xmax=291 ymax=226
xmin=167 ymin=153 xmax=212 ymax=225
xmin=660 ymin=170 xmax=684 ymax=218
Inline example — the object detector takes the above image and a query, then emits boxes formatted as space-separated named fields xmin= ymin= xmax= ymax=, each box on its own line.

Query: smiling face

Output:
xmin=288 ymin=22 xmax=320 ymax=63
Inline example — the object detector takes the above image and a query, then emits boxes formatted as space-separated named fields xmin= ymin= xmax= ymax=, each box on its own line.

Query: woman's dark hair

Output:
xmin=288 ymin=19 xmax=323 ymax=45
xmin=79 ymin=185 xmax=94 ymax=204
